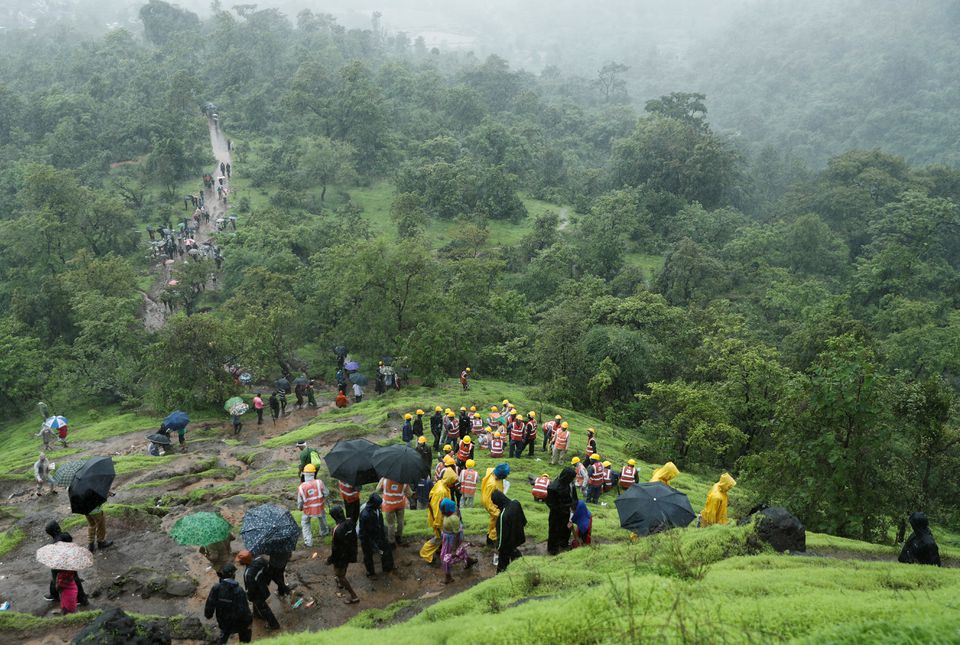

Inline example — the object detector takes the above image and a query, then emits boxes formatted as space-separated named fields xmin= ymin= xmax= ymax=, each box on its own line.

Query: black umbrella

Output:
xmin=614 ymin=482 xmax=695 ymax=536
xmin=349 ymin=373 xmax=369 ymax=386
xmin=240 ymin=504 xmax=299 ymax=556
xmin=68 ymin=457 xmax=115 ymax=516
xmin=372 ymin=444 xmax=430 ymax=485
xmin=293 ymin=375 xmax=309 ymax=386
xmin=147 ymin=433 xmax=172 ymax=445
xmin=275 ymin=377 xmax=291 ymax=392
xmin=334 ymin=345 xmax=348 ymax=358
xmin=324 ymin=439 xmax=379 ymax=486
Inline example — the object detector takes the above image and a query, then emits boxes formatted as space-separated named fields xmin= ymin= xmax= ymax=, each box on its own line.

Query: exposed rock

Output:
xmin=72 ymin=607 xmax=170 ymax=645
xmin=108 ymin=566 xmax=198 ymax=600
xmin=169 ymin=615 xmax=211 ymax=641
xmin=741 ymin=506 xmax=806 ymax=553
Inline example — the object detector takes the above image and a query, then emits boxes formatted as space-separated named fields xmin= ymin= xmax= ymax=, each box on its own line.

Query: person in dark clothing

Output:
xmin=414 ymin=436 xmax=433 ymax=510
xmin=898 ymin=512 xmax=942 ymax=566
xmin=226 ymin=163 xmax=231 ymax=178
xmin=459 ymin=410 xmax=472 ymax=439
xmin=491 ymin=491 xmax=526 ymax=573
xmin=220 ymin=162 xmax=226 ymax=175
xmin=277 ymin=390 xmax=287 ymax=416
xmin=326 ymin=506 xmax=359 ymax=604
xmin=412 ymin=411 xmax=424 ymax=438
xmin=294 ymin=383 xmax=305 ymax=410
xmin=43 ymin=521 xmax=88 ymax=605
xmin=238 ymin=551 xmax=279 ymax=630
xmin=545 ymin=467 xmax=578 ymax=555
xmin=430 ymin=408 xmax=443 ymax=451
xmin=357 ymin=493 xmax=394 ymax=577
xmin=204 ymin=563 xmax=252 ymax=644
xmin=266 ymin=550 xmax=293 ymax=596
xmin=268 ymin=393 xmax=280 ymax=423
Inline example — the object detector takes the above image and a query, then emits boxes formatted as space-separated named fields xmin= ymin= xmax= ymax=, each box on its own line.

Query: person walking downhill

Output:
xmin=269 ymin=392 xmax=280 ymax=423
xmin=85 ymin=503 xmax=113 ymax=552
xmin=327 ymin=506 xmax=360 ymax=604
xmin=43 ymin=521 xmax=88 ymax=606
xmin=298 ymin=464 xmax=329 ymax=547
xmin=203 ymin=563 xmax=252 ymax=644
xmin=419 ymin=469 xmax=457 ymax=564
xmin=237 ymin=551 xmax=279 ymax=631
xmin=37 ymin=424 xmax=54 ymax=451
xmin=253 ymin=393 xmax=264 ymax=426
xmin=339 ymin=481 xmax=361 ymax=524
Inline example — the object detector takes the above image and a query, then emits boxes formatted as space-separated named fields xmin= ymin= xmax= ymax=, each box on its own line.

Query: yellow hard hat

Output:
xmin=588 ymin=427 xmax=596 ymax=434
xmin=540 ymin=473 xmax=549 ymax=478
xmin=484 ymin=426 xmax=492 ymax=433
xmin=443 ymin=455 xmax=455 ymax=465
xmin=509 ymin=409 xmax=518 ymax=416
xmin=463 ymin=436 xmax=471 ymax=444
xmin=418 ymin=436 xmax=427 ymax=444
xmin=470 ymin=406 xmax=477 ymax=412
xmin=602 ymin=461 xmax=611 ymax=467
xmin=590 ymin=453 xmax=601 ymax=461
xmin=561 ymin=422 xmax=569 ymax=429
xmin=494 ymin=432 xmax=502 ymax=438
xmin=490 ymin=406 xmax=499 ymax=412
xmin=465 ymin=459 xmax=475 ymax=468
xmin=303 ymin=463 xmax=317 ymax=473
xmin=502 ymin=399 xmax=510 ymax=405
xmin=416 ymin=409 xmax=424 ymax=415
xmin=528 ymin=411 xmax=536 ymax=418
xmin=554 ymin=415 xmax=562 ymax=420
xmin=473 ymin=412 xmax=481 ymax=418
xmin=465 ymin=367 xmax=471 ymax=372
xmin=628 ymin=459 xmax=636 ymax=466
xmin=443 ymin=444 xmax=452 ymax=452
xmin=571 ymin=457 xmax=581 ymax=464
xmin=445 ymin=408 xmax=452 ymax=414
xmin=435 ymin=406 xmax=443 ymax=412
xmin=404 ymin=413 xmax=412 ymax=420
xmin=447 ymin=411 xmax=455 ymax=417
xmin=460 ymin=406 xmax=467 ymax=412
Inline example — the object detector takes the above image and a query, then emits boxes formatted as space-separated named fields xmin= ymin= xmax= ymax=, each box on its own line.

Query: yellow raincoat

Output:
xmin=649 ymin=461 xmax=679 ymax=486
xmin=419 ymin=469 xmax=457 ymax=562
xmin=700 ymin=473 xmax=736 ymax=526
xmin=480 ymin=467 xmax=505 ymax=541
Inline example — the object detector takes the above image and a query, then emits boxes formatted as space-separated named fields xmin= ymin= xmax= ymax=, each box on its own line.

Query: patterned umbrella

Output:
xmin=240 ymin=504 xmax=299 ymax=556
xmin=229 ymin=403 xmax=249 ymax=416
xmin=223 ymin=397 xmax=245 ymax=413
xmin=43 ymin=416 xmax=69 ymax=430
xmin=51 ymin=460 xmax=87 ymax=487
xmin=36 ymin=542 xmax=94 ymax=571
xmin=170 ymin=512 xmax=232 ymax=546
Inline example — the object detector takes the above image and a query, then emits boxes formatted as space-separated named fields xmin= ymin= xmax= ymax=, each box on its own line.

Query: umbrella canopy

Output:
xmin=614 ymin=482 xmax=695 ymax=536
xmin=275 ymin=377 xmax=291 ymax=392
xmin=344 ymin=361 xmax=360 ymax=371
xmin=36 ymin=542 xmax=94 ymax=571
xmin=223 ymin=396 xmax=245 ymax=412
xmin=372 ymin=444 xmax=429 ymax=485
xmin=240 ymin=504 xmax=300 ymax=555
xmin=324 ymin=438 xmax=379 ymax=486
xmin=43 ymin=416 xmax=68 ymax=430
xmin=229 ymin=403 xmax=249 ymax=416
xmin=163 ymin=410 xmax=190 ymax=431
xmin=147 ymin=433 xmax=172 ymax=445
xmin=51 ymin=460 xmax=87 ymax=487
xmin=170 ymin=512 xmax=232 ymax=546
xmin=293 ymin=375 xmax=308 ymax=386
xmin=68 ymin=457 xmax=115 ymax=516
xmin=349 ymin=373 xmax=369 ymax=386
xmin=239 ymin=372 xmax=252 ymax=385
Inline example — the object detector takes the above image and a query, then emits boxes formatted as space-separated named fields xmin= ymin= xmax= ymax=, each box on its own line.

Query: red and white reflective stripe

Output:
xmin=457 ymin=442 xmax=471 ymax=462
xmin=554 ymin=430 xmax=569 ymax=450
xmin=532 ymin=476 xmax=550 ymax=499
xmin=620 ymin=466 xmax=637 ymax=487
xmin=510 ymin=424 xmax=524 ymax=441
xmin=300 ymin=480 xmax=325 ymax=514
xmin=490 ymin=439 xmax=504 ymax=456
xmin=459 ymin=469 xmax=478 ymax=495
xmin=381 ymin=479 xmax=406 ymax=511
xmin=338 ymin=481 xmax=359 ymax=503
xmin=589 ymin=463 xmax=605 ymax=485
xmin=435 ymin=462 xmax=446 ymax=481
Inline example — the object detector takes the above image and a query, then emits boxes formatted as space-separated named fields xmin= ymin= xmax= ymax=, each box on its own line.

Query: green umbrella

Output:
xmin=169 ymin=512 xmax=232 ymax=546
xmin=223 ymin=396 xmax=245 ymax=413
xmin=51 ymin=460 xmax=87 ymax=487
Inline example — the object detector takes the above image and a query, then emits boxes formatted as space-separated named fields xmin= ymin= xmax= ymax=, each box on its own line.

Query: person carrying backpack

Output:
xmin=297 ymin=441 xmax=321 ymax=482
xmin=204 ymin=563 xmax=252 ymax=644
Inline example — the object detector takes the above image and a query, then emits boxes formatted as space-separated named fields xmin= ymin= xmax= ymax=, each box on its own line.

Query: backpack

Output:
xmin=310 ymin=450 xmax=322 ymax=468
xmin=216 ymin=580 xmax=251 ymax=625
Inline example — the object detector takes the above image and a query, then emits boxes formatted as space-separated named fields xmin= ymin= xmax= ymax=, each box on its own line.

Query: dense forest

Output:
xmin=0 ymin=0 xmax=958 ymax=546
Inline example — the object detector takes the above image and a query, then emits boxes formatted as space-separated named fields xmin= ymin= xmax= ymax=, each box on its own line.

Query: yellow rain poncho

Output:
xmin=649 ymin=461 xmax=679 ymax=486
xmin=419 ymin=469 xmax=457 ymax=562
xmin=481 ymin=467 xmax=505 ymax=541
xmin=700 ymin=473 xmax=736 ymax=526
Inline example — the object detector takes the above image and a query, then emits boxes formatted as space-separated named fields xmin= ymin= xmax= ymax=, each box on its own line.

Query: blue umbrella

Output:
xmin=44 ymin=416 xmax=69 ymax=429
xmin=163 ymin=411 xmax=190 ymax=431
xmin=344 ymin=361 xmax=360 ymax=371
xmin=241 ymin=504 xmax=300 ymax=556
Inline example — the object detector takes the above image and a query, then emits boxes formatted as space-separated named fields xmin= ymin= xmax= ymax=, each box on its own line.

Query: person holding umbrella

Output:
xmin=42 ymin=521 xmax=88 ymax=606
xmin=36 ymin=540 xmax=93 ymax=614
xmin=84 ymin=504 xmax=113 ymax=552
xmin=357 ymin=493 xmax=394 ymax=577
xmin=203 ymin=563 xmax=252 ymax=645
xmin=163 ymin=411 xmax=190 ymax=451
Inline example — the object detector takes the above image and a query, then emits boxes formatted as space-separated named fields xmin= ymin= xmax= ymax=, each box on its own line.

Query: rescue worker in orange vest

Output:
xmin=376 ymin=477 xmax=412 ymax=546
xmin=338 ymin=480 xmax=361 ymax=524
xmin=436 ymin=446 xmax=454 ymax=481
xmin=602 ymin=460 xmax=620 ymax=493
xmin=523 ymin=411 xmax=538 ymax=457
xmin=298 ymin=464 xmax=329 ymax=547
xmin=419 ymin=469 xmax=458 ymax=563
xmin=508 ymin=414 xmax=525 ymax=458
xmin=443 ymin=410 xmax=459 ymax=445
xmin=542 ymin=414 xmax=561 ymax=451
xmin=620 ymin=459 xmax=638 ymax=491
xmin=471 ymin=411 xmax=483 ymax=434
xmin=531 ymin=473 xmax=550 ymax=502
xmin=584 ymin=429 xmax=598 ymax=461
xmin=486 ymin=406 xmax=501 ymax=431
xmin=489 ymin=431 xmax=505 ymax=458
xmin=551 ymin=421 xmax=570 ymax=465
xmin=587 ymin=454 xmax=605 ymax=504
xmin=459 ymin=367 xmax=470 ymax=391
xmin=572 ymin=456 xmax=588 ymax=497
xmin=458 ymin=459 xmax=479 ymax=507
xmin=457 ymin=435 xmax=474 ymax=467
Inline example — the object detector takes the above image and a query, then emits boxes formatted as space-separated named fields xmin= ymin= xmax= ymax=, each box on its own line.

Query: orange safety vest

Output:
xmin=459 ymin=469 xmax=478 ymax=495
xmin=509 ymin=421 xmax=525 ymax=442
xmin=471 ymin=418 xmax=483 ymax=431
xmin=553 ymin=430 xmax=570 ymax=450
xmin=435 ymin=461 xmax=446 ymax=481
xmin=532 ymin=476 xmax=550 ymax=500
xmin=446 ymin=420 xmax=460 ymax=440
xmin=603 ymin=467 xmax=613 ymax=488
xmin=525 ymin=421 xmax=537 ymax=440
xmin=338 ymin=481 xmax=359 ymax=503
xmin=299 ymin=479 xmax=326 ymax=515
xmin=457 ymin=441 xmax=472 ymax=462
xmin=620 ymin=465 xmax=637 ymax=488
xmin=380 ymin=479 xmax=406 ymax=512
xmin=589 ymin=463 xmax=605 ymax=486
xmin=575 ymin=463 xmax=587 ymax=487
xmin=490 ymin=438 xmax=504 ymax=457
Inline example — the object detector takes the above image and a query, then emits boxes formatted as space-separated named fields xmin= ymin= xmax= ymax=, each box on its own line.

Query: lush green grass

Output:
xmin=0 ymin=527 xmax=25 ymax=557
xmin=0 ymin=610 xmax=99 ymax=632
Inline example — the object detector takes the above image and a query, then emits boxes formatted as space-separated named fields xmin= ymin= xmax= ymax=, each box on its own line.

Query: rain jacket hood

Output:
xmin=650 ymin=462 xmax=679 ymax=485
xmin=367 ymin=492 xmax=382 ymax=508
xmin=718 ymin=472 xmax=736 ymax=492
xmin=909 ymin=511 xmax=929 ymax=533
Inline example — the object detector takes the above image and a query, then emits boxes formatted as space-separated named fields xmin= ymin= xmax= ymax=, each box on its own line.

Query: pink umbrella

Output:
xmin=168 ymin=280 xmax=179 ymax=286
xmin=183 ymin=238 xmax=196 ymax=246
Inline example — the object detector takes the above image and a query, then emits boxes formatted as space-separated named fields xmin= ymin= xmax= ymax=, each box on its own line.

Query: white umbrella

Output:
xmin=36 ymin=542 xmax=94 ymax=570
